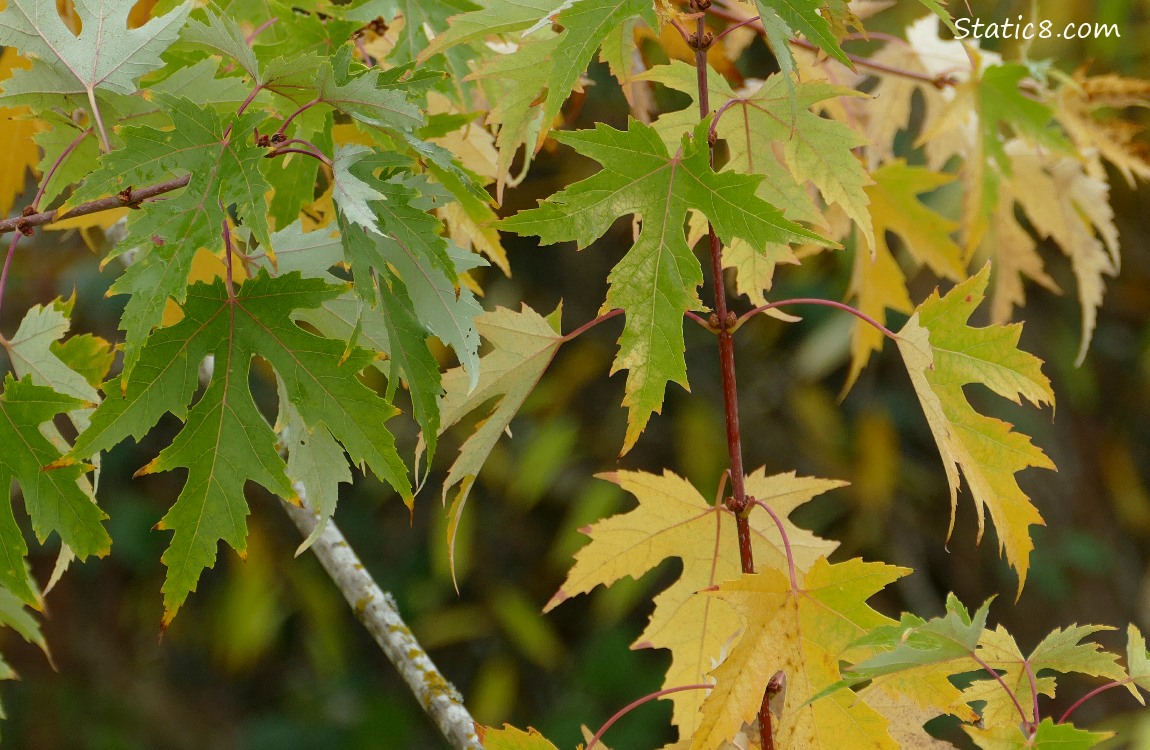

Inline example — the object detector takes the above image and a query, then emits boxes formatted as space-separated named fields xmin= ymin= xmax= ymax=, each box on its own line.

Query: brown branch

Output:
xmin=0 ymin=175 xmax=192 ymax=236
xmin=707 ymin=4 xmax=957 ymax=88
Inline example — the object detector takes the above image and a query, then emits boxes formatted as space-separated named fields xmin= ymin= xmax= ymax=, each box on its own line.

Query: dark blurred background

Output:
xmin=1 ymin=0 xmax=1150 ymax=748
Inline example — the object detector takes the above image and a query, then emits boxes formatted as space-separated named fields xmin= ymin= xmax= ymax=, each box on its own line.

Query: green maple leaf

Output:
xmin=1124 ymin=625 xmax=1150 ymax=702
xmin=503 ymin=118 xmax=826 ymax=452
xmin=0 ymin=375 xmax=110 ymax=607
xmin=64 ymin=272 xmax=411 ymax=623
xmin=420 ymin=0 xmax=557 ymax=58
xmin=348 ymin=0 xmax=481 ymax=64
xmin=0 ymin=0 xmax=191 ymax=96
xmin=754 ymin=0 xmax=851 ymax=82
xmin=896 ymin=265 xmax=1055 ymax=593
xmin=68 ymin=95 xmax=271 ymax=383
xmin=446 ymin=0 xmax=655 ymax=188
xmin=965 ymin=718 xmax=1112 ymax=750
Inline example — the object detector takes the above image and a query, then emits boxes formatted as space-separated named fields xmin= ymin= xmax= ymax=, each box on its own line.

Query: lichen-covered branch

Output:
xmin=281 ymin=500 xmax=484 ymax=750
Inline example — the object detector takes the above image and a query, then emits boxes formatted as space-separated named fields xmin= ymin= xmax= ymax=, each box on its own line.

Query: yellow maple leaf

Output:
xmin=1057 ymin=71 xmax=1150 ymax=186
xmin=0 ymin=48 xmax=46 ymax=217
xmin=547 ymin=469 xmax=841 ymax=738
xmin=693 ymin=559 xmax=909 ymax=750
xmin=847 ymin=160 xmax=963 ymax=391
xmin=895 ymin=265 xmax=1055 ymax=594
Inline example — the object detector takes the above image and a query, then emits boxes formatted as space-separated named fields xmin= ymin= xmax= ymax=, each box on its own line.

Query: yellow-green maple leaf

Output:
xmin=693 ymin=559 xmax=909 ymax=750
xmin=847 ymin=160 xmax=964 ymax=390
xmin=477 ymin=724 xmax=560 ymax=750
xmin=547 ymin=469 xmax=840 ymax=738
xmin=895 ymin=265 xmax=1055 ymax=593
xmin=963 ymin=625 xmax=1126 ymax=729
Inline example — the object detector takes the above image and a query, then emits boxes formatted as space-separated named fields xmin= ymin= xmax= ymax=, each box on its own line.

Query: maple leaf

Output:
xmin=63 ymin=272 xmax=411 ymax=623
xmin=895 ymin=265 xmax=1055 ymax=593
xmin=0 ymin=375 xmax=110 ymax=607
xmin=642 ymin=62 xmax=872 ymax=252
xmin=547 ymin=469 xmax=840 ymax=738
xmin=964 ymin=718 xmax=1112 ymax=750
xmin=846 ymin=160 xmax=964 ymax=391
xmin=503 ymin=119 xmax=825 ymax=452
xmin=67 ymin=95 xmax=271 ymax=383
xmin=425 ymin=304 xmax=565 ymax=583
xmin=1057 ymin=71 xmax=1150 ymax=186
xmin=751 ymin=0 xmax=851 ymax=93
xmin=0 ymin=0 xmax=190 ymax=96
xmin=693 ymin=559 xmax=908 ymax=750
xmin=962 ymin=625 xmax=1126 ymax=728
xmin=476 ymin=724 xmax=559 ymax=750
xmin=1124 ymin=625 xmax=1150 ymax=703
xmin=822 ymin=594 xmax=989 ymax=721
xmin=450 ymin=0 xmax=656 ymax=191
xmin=998 ymin=140 xmax=1119 ymax=365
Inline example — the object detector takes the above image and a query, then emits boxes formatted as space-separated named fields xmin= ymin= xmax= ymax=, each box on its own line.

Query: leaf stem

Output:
xmin=0 ymin=232 xmax=22 ymax=324
xmin=561 ymin=307 xmax=624 ymax=343
xmin=86 ymin=87 xmax=112 ymax=152
xmin=713 ymin=15 xmax=761 ymax=44
xmin=733 ymin=297 xmax=898 ymax=339
xmin=749 ymin=499 xmax=798 ymax=592
xmin=265 ymin=146 xmax=334 ymax=167
xmin=1025 ymin=660 xmax=1041 ymax=728
xmin=585 ymin=683 xmax=713 ymax=750
xmin=246 ymin=16 xmax=279 ymax=44
xmin=1059 ymin=679 xmax=1132 ymax=724
xmin=276 ymin=97 xmax=322 ymax=136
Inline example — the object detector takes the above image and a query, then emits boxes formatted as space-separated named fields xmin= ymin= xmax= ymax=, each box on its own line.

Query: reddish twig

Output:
xmin=585 ymin=684 xmax=714 ymax=750
xmin=0 ymin=232 xmax=21 ymax=323
xmin=713 ymin=14 xmax=760 ymax=45
xmin=31 ymin=128 xmax=92 ymax=211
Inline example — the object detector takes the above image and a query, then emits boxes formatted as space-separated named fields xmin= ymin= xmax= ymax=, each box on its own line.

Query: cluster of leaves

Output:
xmin=0 ymin=0 xmax=1147 ymax=748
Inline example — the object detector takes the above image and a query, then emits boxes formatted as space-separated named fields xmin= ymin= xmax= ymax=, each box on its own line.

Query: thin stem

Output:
xmin=685 ymin=310 xmax=712 ymax=330
xmin=668 ymin=17 xmax=692 ymax=44
xmin=749 ymin=499 xmax=798 ymax=592
xmin=708 ymin=97 xmax=742 ymax=145
xmin=707 ymin=3 xmax=957 ymax=88
xmin=276 ymin=97 xmax=322 ymax=136
xmin=246 ymin=16 xmax=278 ymax=44
xmin=265 ymin=146 xmax=333 ymax=167
xmin=733 ymin=297 xmax=898 ymax=339
xmin=585 ymin=684 xmax=713 ymax=750
xmin=1025 ymin=660 xmax=1041 ymax=727
xmin=713 ymin=15 xmax=760 ymax=45
xmin=970 ymin=652 xmax=1033 ymax=732
xmin=0 ymin=232 xmax=21 ymax=323
xmin=0 ymin=175 xmax=191 ymax=236
xmin=31 ymin=128 xmax=92 ymax=211
xmin=235 ymin=83 xmax=265 ymax=119
xmin=561 ymin=307 xmax=624 ymax=343
xmin=1059 ymin=679 xmax=1132 ymax=724
xmin=85 ymin=88 xmax=111 ymax=152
